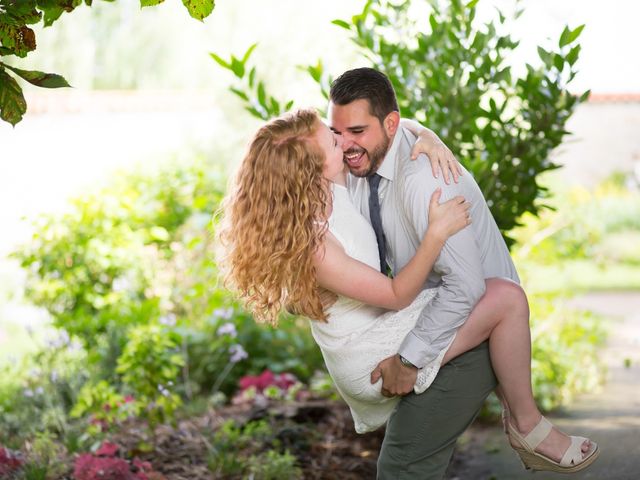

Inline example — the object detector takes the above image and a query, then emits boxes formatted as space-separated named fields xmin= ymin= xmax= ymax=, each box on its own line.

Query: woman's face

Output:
xmin=316 ymin=122 xmax=345 ymax=182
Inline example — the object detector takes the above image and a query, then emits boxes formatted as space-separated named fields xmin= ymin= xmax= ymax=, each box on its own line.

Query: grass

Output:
xmin=517 ymin=260 xmax=640 ymax=294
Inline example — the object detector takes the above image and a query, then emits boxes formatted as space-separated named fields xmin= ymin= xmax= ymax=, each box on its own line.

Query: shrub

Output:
xmin=213 ymin=0 xmax=588 ymax=246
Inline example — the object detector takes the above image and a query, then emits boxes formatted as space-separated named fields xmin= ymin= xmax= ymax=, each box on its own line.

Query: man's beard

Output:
xmin=346 ymin=134 xmax=390 ymax=178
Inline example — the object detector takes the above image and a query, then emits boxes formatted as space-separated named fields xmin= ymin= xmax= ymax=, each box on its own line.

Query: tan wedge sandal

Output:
xmin=507 ymin=416 xmax=600 ymax=473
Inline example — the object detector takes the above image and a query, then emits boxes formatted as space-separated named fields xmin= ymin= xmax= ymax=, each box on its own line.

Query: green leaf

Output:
xmin=566 ymin=44 xmax=581 ymax=66
xmin=284 ymin=100 xmax=294 ymax=110
xmin=331 ymin=19 xmax=350 ymax=30
xmin=181 ymin=0 xmax=215 ymax=21
xmin=248 ymin=66 xmax=256 ymax=88
xmin=559 ymin=24 xmax=584 ymax=47
xmin=0 ymin=24 xmax=36 ymax=57
xmin=429 ymin=13 xmax=438 ymax=32
xmin=3 ymin=64 xmax=71 ymax=88
xmin=537 ymin=46 xmax=551 ymax=67
xmin=0 ymin=2 xmax=41 ymax=26
xmin=579 ymin=89 xmax=591 ymax=102
xmin=209 ymin=52 xmax=230 ymax=70
xmin=241 ymin=43 xmax=257 ymax=64
xmin=140 ymin=0 xmax=165 ymax=7
xmin=257 ymin=81 xmax=266 ymax=109
xmin=42 ymin=7 xmax=64 ymax=27
xmin=0 ymin=68 xmax=27 ymax=126
xmin=229 ymin=87 xmax=249 ymax=102
xmin=229 ymin=57 xmax=244 ymax=78
xmin=553 ymin=53 xmax=564 ymax=71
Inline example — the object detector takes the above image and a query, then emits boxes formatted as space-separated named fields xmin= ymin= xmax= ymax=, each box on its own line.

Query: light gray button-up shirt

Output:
xmin=347 ymin=125 xmax=520 ymax=368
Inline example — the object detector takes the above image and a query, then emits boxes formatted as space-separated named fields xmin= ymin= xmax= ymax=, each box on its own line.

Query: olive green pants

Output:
xmin=377 ymin=341 xmax=497 ymax=479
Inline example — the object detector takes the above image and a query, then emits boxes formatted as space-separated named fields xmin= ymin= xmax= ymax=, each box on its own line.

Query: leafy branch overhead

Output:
xmin=0 ymin=0 xmax=216 ymax=126
xmin=212 ymin=0 xmax=589 ymax=246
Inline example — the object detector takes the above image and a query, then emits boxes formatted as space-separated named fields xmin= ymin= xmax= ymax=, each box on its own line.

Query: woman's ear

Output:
xmin=384 ymin=111 xmax=400 ymax=137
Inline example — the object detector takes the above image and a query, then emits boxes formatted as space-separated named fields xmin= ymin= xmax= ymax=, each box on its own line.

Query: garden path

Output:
xmin=450 ymin=291 xmax=640 ymax=480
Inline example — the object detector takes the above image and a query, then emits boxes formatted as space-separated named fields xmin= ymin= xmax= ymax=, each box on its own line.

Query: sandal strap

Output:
xmin=560 ymin=436 xmax=588 ymax=467
xmin=524 ymin=416 xmax=553 ymax=449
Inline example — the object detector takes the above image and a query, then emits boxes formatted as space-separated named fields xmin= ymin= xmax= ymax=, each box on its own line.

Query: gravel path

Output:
xmin=450 ymin=291 xmax=640 ymax=480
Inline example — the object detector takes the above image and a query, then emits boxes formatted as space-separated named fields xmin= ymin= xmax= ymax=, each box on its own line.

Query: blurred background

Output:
xmin=0 ymin=0 xmax=639 ymax=477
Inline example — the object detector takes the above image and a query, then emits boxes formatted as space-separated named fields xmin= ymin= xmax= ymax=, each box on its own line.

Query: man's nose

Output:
xmin=341 ymin=134 xmax=355 ymax=151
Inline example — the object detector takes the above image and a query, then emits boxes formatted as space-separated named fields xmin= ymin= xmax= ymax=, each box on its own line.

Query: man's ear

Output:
xmin=384 ymin=111 xmax=400 ymax=137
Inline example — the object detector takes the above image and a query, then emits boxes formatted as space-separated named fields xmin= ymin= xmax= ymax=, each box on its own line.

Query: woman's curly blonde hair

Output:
xmin=218 ymin=108 xmax=331 ymax=325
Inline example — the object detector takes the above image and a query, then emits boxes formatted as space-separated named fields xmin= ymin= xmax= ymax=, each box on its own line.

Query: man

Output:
xmin=328 ymin=67 xmax=520 ymax=478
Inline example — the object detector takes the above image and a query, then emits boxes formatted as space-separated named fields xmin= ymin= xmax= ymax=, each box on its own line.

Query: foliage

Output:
xmin=115 ymin=324 xmax=184 ymax=427
xmin=514 ymin=174 xmax=640 ymax=266
xmin=246 ymin=450 xmax=302 ymax=480
xmin=12 ymin=159 xmax=225 ymax=359
xmin=70 ymin=381 xmax=139 ymax=439
xmin=0 ymin=0 xmax=216 ymax=126
xmin=10 ymin=158 xmax=326 ymax=449
xmin=207 ymin=419 xmax=302 ymax=479
xmin=529 ymin=292 xmax=607 ymax=411
xmin=0 ymin=332 xmax=88 ymax=447
xmin=214 ymin=0 xmax=588 ymax=246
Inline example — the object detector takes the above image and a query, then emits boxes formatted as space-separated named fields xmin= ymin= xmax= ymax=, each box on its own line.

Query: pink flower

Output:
xmin=74 ymin=454 xmax=135 ymax=480
xmin=0 ymin=445 xmax=24 ymax=475
xmin=238 ymin=370 xmax=299 ymax=393
xmin=96 ymin=441 xmax=120 ymax=457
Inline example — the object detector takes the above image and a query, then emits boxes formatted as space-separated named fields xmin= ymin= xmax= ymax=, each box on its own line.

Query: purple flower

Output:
xmin=213 ymin=307 xmax=234 ymax=321
xmin=217 ymin=322 xmax=237 ymax=338
xmin=159 ymin=314 xmax=177 ymax=327
xmin=46 ymin=330 xmax=70 ymax=349
xmin=229 ymin=344 xmax=248 ymax=363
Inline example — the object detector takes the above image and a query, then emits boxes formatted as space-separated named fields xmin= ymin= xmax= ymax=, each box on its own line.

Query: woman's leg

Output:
xmin=441 ymin=278 xmax=591 ymax=462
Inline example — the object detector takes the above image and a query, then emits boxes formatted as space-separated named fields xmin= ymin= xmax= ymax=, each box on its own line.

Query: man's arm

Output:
xmin=398 ymin=172 xmax=486 ymax=368
xmin=400 ymin=118 xmax=462 ymax=184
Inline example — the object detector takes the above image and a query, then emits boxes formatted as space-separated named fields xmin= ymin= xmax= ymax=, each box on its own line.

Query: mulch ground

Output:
xmin=22 ymin=398 xmax=485 ymax=479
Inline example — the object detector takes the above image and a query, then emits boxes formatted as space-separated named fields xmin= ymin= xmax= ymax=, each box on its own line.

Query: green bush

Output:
xmin=9 ymin=158 xmax=326 ymax=444
xmin=207 ymin=419 xmax=302 ymax=479
xmin=529 ymin=292 xmax=607 ymax=411
xmin=0 ymin=336 xmax=87 ymax=447
xmin=214 ymin=0 xmax=588 ymax=246
xmin=514 ymin=176 xmax=640 ymax=265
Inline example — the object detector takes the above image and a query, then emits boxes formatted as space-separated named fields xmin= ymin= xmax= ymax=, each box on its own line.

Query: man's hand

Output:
xmin=370 ymin=354 xmax=418 ymax=397
xmin=410 ymin=130 xmax=462 ymax=184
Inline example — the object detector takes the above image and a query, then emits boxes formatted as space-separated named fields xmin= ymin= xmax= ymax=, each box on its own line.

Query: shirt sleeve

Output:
xmin=397 ymin=171 xmax=486 ymax=368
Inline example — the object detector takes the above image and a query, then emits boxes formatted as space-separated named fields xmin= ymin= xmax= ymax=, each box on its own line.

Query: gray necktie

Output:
xmin=368 ymin=174 xmax=388 ymax=273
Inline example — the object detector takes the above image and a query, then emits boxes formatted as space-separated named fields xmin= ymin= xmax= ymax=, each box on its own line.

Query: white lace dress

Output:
xmin=310 ymin=184 xmax=454 ymax=433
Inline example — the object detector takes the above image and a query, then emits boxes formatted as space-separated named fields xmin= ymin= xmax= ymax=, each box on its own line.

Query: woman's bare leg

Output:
xmin=441 ymin=278 xmax=591 ymax=462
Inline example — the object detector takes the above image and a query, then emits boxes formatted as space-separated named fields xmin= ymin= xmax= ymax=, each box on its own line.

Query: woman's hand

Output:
xmin=410 ymin=130 xmax=463 ymax=184
xmin=427 ymin=188 xmax=471 ymax=241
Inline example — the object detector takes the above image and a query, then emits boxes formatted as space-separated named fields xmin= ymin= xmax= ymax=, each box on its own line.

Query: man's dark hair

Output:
xmin=329 ymin=68 xmax=399 ymax=124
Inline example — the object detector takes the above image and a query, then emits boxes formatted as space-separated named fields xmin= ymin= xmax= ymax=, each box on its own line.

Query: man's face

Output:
xmin=328 ymin=98 xmax=391 ymax=178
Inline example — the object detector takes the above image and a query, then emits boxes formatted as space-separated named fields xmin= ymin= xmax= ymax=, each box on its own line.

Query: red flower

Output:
xmin=133 ymin=457 xmax=152 ymax=471
xmin=74 ymin=454 xmax=135 ymax=480
xmin=0 ymin=445 xmax=24 ymax=475
xmin=238 ymin=369 xmax=299 ymax=393
xmin=96 ymin=441 xmax=120 ymax=457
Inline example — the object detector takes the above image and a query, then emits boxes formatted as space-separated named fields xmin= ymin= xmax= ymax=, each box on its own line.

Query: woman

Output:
xmin=219 ymin=108 xmax=599 ymax=473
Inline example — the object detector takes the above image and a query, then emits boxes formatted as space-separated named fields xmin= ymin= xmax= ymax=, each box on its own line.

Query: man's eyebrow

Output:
xmin=345 ymin=125 xmax=368 ymax=132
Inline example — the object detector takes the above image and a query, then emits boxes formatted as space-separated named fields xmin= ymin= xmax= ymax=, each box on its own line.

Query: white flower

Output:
xmin=159 ymin=314 xmax=177 ymax=327
xmin=217 ymin=322 xmax=237 ymax=338
xmin=229 ymin=344 xmax=248 ymax=363
xmin=213 ymin=307 xmax=234 ymax=320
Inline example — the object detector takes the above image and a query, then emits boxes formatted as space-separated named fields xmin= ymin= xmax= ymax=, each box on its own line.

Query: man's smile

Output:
xmin=344 ymin=149 xmax=367 ymax=169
